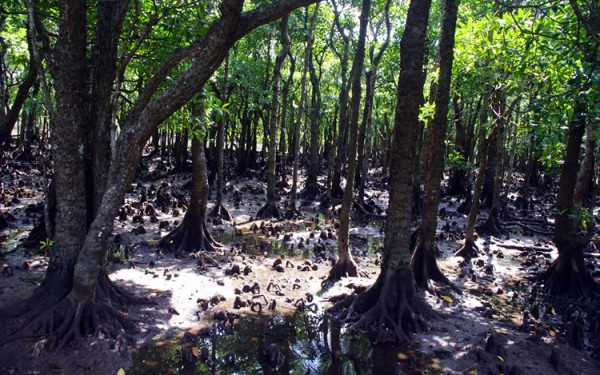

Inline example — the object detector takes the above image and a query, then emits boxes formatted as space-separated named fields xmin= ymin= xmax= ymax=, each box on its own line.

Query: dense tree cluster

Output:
xmin=0 ymin=0 xmax=597 ymax=351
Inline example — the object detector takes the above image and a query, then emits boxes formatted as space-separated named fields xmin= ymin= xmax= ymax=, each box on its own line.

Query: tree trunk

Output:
xmin=159 ymin=135 xmax=219 ymax=253
xmin=277 ymin=54 xmax=295 ymax=185
xmin=356 ymin=0 xmax=391 ymax=206
xmin=330 ymin=0 xmax=436 ymax=344
xmin=287 ymin=5 xmax=317 ymax=218
xmin=210 ymin=54 xmax=232 ymax=222
xmin=3 ymin=0 xmax=321 ymax=351
xmin=477 ymin=89 xmax=506 ymax=236
xmin=326 ymin=0 xmax=370 ymax=283
xmin=303 ymin=7 xmax=322 ymax=200
xmin=412 ymin=0 xmax=459 ymax=290
xmin=542 ymin=97 xmax=599 ymax=295
xmin=330 ymin=0 xmax=351 ymax=200
xmin=257 ymin=16 xmax=290 ymax=219
xmin=455 ymin=103 xmax=493 ymax=259
xmin=0 ymin=31 xmax=37 ymax=147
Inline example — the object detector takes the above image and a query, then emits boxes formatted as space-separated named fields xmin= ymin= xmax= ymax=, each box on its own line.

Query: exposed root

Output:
xmin=476 ymin=209 xmax=502 ymax=237
xmin=322 ymin=257 xmax=359 ymax=286
xmin=97 ymin=271 xmax=152 ymax=306
xmin=455 ymin=238 xmax=480 ymax=259
xmin=328 ymin=268 xmax=437 ymax=344
xmin=209 ymin=202 xmax=232 ymax=222
xmin=539 ymin=255 xmax=600 ymax=296
xmin=412 ymin=244 xmax=461 ymax=293
xmin=284 ymin=203 xmax=302 ymax=219
xmin=255 ymin=201 xmax=283 ymax=220
xmin=301 ymin=184 xmax=321 ymax=201
xmin=1 ymin=292 xmax=139 ymax=353
xmin=158 ymin=215 xmax=221 ymax=254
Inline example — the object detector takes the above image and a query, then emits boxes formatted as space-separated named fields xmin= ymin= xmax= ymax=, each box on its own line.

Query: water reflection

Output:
xmin=129 ymin=312 xmax=443 ymax=374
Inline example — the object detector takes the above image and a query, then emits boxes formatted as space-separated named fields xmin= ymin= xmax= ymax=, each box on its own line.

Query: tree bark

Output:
xmin=210 ymin=53 xmax=232 ymax=222
xmin=412 ymin=0 xmax=459 ymax=290
xmin=159 ymin=134 xmax=219 ymax=254
xmin=330 ymin=0 xmax=436 ymax=344
xmin=326 ymin=0 xmax=370 ymax=283
xmin=257 ymin=16 xmax=290 ymax=219
xmin=287 ymin=4 xmax=317 ymax=218
xmin=3 ymin=0 xmax=322 ymax=350
xmin=542 ymin=96 xmax=599 ymax=295
xmin=455 ymin=101 xmax=492 ymax=259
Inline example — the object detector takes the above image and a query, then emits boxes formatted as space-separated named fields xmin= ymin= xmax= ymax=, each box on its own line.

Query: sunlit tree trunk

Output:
xmin=326 ymin=0 xmax=370 ymax=282
xmin=330 ymin=0 xmax=436 ymax=344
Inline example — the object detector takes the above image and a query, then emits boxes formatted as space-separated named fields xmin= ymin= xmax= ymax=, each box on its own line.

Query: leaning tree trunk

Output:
xmin=325 ymin=0 xmax=370 ymax=283
xmin=330 ymin=0 xmax=436 ymax=344
xmin=257 ymin=16 xmax=289 ymax=220
xmin=455 ymin=105 xmax=493 ymax=259
xmin=573 ymin=121 xmax=596 ymax=209
xmin=2 ymin=0 xmax=321 ymax=352
xmin=412 ymin=0 xmax=459 ymax=290
xmin=0 ymin=36 xmax=37 ymax=147
xmin=159 ymin=135 xmax=220 ymax=254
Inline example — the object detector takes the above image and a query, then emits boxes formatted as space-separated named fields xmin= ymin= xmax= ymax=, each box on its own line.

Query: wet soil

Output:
xmin=1 ymin=153 xmax=599 ymax=374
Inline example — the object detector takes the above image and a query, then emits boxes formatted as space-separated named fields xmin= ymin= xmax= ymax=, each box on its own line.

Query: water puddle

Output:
xmin=129 ymin=313 xmax=445 ymax=374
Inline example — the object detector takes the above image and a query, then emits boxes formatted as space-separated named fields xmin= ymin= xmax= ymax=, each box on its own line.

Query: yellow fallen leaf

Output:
xmin=551 ymin=307 xmax=556 ymax=316
xmin=468 ymin=369 xmax=478 ymax=375
xmin=192 ymin=347 xmax=199 ymax=358
xmin=117 ymin=368 xmax=126 ymax=375
xmin=151 ymin=289 xmax=161 ymax=293
xmin=497 ymin=355 xmax=504 ymax=362
xmin=441 ymin=295 xmax=453 ymax=303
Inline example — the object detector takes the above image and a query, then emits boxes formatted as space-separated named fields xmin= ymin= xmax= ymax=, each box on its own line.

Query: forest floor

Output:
xmin=1 ymin=152 xmax=599 ymax=374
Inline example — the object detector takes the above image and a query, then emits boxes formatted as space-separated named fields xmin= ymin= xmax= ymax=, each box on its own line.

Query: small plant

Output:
xmin=39 ymin=237 xmax=54 ymax=252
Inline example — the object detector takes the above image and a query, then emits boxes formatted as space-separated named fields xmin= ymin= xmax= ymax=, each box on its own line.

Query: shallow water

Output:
xmin=129 ymin=313 xmax=444 ymax=374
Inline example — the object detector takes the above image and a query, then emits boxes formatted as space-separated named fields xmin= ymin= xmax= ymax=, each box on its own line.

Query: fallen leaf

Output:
xmin=117 ymin=368 xmax=126 ymax=375
xmin=151 ymin=289 xmax=161 ymax=293
xmin=192 ymin=347 xmax=199 ymax=358
xmin=468 ymin=369 xmax=478 ymax=375
xmin=497 ymin=355 xmax=504 ymax=362
xmin=441 ymin=295 xmax=453 ymax=303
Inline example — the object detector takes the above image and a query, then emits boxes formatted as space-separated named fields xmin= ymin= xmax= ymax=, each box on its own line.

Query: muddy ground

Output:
xmin=0 ymin=153 xmax=599 ymax=374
